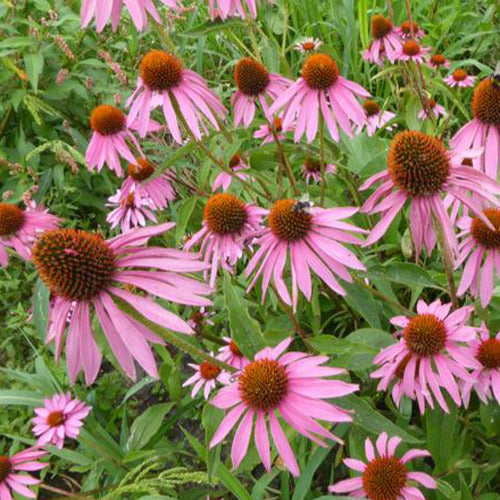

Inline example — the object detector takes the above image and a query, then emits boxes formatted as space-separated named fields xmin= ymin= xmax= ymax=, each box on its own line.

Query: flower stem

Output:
xmin=269 ymin=122 xmax=299 ymax=196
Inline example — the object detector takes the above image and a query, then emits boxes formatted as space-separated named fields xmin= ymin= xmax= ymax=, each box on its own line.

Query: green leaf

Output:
xmin=480 ymin=404 xmax=500 ymax=437
xmin=32 ymin=279 xmax=50 ymax=340
xmin=222 ymin=273 xmax=265 ymax=358
xmin=0 ymin=390 xmax=43 ymax=406
xmin=175 ymin=197 xmax=197 ymax=245
xmin=342 ymin=281 xmax=382 ymax=328
xmin=24 ymin=52 xmax=44 ymax=92
xmin=127 ymin=403 xmax=174 ymax=451
xmin=214 ymin=463 xmax=253 ymax=500
xmin=365 ymin=262 xmax=443 ymax=290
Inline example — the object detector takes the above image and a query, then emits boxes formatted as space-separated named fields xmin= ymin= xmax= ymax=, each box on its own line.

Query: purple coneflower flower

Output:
xmin=209 ymin=337 xmax=358 ymax=476
xmin=371 ymin=299 xmax=480 ymax=413
xmin=32 ymin=223 xmax=212 ymax=384
xmin=208 ymin=0 xmax=257 ymax=20
xmin=294 ymin=37 xmax=322 ymax=53
xmin=302 ymin=158 xmax=336 ymax=183
xmin=183 ymin=355 xmax=231 ymax=399
xmin=396 ymin=21 xmax=425 ymax=39
xmin=269 ymin=54 xmax=370 ymax=143
xmin=127 ymin=51 xmax=227 ymax=142
xmin=106 ymin=189 xmax=157 ymax=233
xmin=212 ymin=154 xmax=250 ymax=192
xmin=444 ymin=69 xmax=476 ymax=88
xmin=417 ymin=99 xmax=447 ymax=120
xmin=329 ymin=432 xmax=436 ymax=498
xmin=363 ymin=15 xmax=402 ymax=64
xmin=32 ymin=393 xmax=91 ymax=449
xmin=395 ymin=40 xmax=431 ymax=63
xmin=428 ymin=53 xmax=450 ymax=69
xmin=357 ymin=100 xmax=395 ymax=136
xmin=253 ymin=116 xmax=293 ymax=144
xmin=218 ymin=337 xmax=249 ymax=370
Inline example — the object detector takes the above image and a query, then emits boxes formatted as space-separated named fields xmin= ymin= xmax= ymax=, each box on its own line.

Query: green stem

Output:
xmin=270 ymin=122 xmax=299 ymax=196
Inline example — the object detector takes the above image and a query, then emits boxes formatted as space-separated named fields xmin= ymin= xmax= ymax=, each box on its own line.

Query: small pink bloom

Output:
xmin=444 ymin=69 xmax=476 ymax=88
xmin=209 ymin=337 xmax=358 ymax=476
xmin=185 ymin=193 xmax=265 ymax=287
xmin=361 ymin=130 xmax=500 ymax=256
xmin=232 ymin=58 xmax=291 ymax=127
xmin=246 ymin=200 xmax=366 ymax=311
xmin=302 ymin=158 xmax=336 ymax=183
xmin=32 ymin=393 xmax=91 ymax=449
xmin=357 ymin=100 xmax=396 ymax=136
xmin=363 ymin=15 xmax=402 ymax=65
xmin=127 ymin=51 xmax=227 ymax=143
xmin=294 ymin=37 xmax=322 ymax=53
xmin=212 ymin=154 xmax=250 ymax=192
xmin=269 ymin=54 xmax=370 ymax=143
xmin=450 ymin=77 xmax=500 ymax=179
xmin=32 ymin=223 xmax=212 ymax=384
xmin=183 ymin=355 xmax=231 ymax=399
xmin=371 ymin=299 xmax=481 ymax=413
xmin=187 ymin=307 xmax=214 ymax=332
xmin=0 ymin=202 xmax=60 ymax=267
xmin=208 ymin=0 xmax=257 ymax=20
xmin=396 ymin=21 xmax=425 ymax=39
xmin=456 ymin=208 xmax=500 ymax=307
xmin=106 ymin=189 xmax=157 ymax=233
xmin=461 ymin=326 xmax=500 ymax=406
xmin=428 ymin=53 xmax=450 ymax=69
xmin=81 ymin=0 xmax=178 ymax=32
xmin=417 ymin=99 xmax=447 ymax=120
xmin=0 ymin=446 xmax=47 ymax=499
xmin=329 ymin=432 xmax=436 ymax=498
xmin=253 ymin=116 xmax=293 ymax=144
xmin=395 ymin=40 xmax=431 ymax=63
xmin=218 ymin=337 xmax=250 ymax=370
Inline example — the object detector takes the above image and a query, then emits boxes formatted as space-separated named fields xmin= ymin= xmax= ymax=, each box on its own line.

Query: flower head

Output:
xmin=371 ymin=299 xmax=481 ymax=413
xmin=395 ymin=40 xmax=431 ymax=63
xmin=417 ymin=99 xmax=447 ymax=120
xmin=329 ymin=432 xmax=436 ymax=498
xmin=232 ymin=58 xmax=291 ymax=127
xmin=294 ymin=37 xmax=323 ymax=53
xmin=81 ymin=0 xmax=178 ymax=32
xmin=444 ymin=69 xmax=476 ymax=88
xmin=106 ymin=190 xmax=157 ymax=233
xmin=218 ymin=337 xmax=249 ymax=370
xmin=246 ymin=200 xmax=366 ymax=310
xmin=363 ymin=15 xmax=402 ymax=64
xmin=208 ymin=0 xmax=257 ymax=20
xmin=32 ymin=223 xmax=212 ymax=384
xmin=302 ymin=158 xmax=336 ymax=183
xmin=428 ymin=53 xmax=450 ymax=69
xmin=183 ymin=355 xmax=231 ymax=399
xmin=0 ymin=446 xmax=47 ymax=499
xmin=209 ymin=337 xmax=358 ymax=476
xmin=397 ymin=21 xmax=425 ymax=39
xmin=127 ymin=50 xmax=227 ymax=142
xmin=253 ymin=116 xmax=294 ymax=144
xmin=450 ymin=77 xmax=500 ymax=178
xmin=212 ymin=154 xmax=250 ymax=191
xmin=357 ymin=100 xmax=396 ymax=136
xmin=361 ymin=130 xmax=500 ymax=256
xmin=0 ymin=202 xmax=60 ymax=267
xmin=461 ymin=326 xmax=500 ymax=406
xmin=185 ymin=193 xmax=265 ymax=287
xmin=32 ymin=393 xmax=91 ymax=449
xmin=269 ymin=54 xmax=369 ymax=143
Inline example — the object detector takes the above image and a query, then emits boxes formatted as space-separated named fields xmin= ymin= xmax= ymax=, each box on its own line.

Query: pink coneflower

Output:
xmin=269 ymin=54 xmax=370 ymax=143
xmin=32 ymin=393 xmax=91 ymax=449
xmin=183 ymin=355 xmax=231 ymax=399
xmin=329 ymin=432 xmax=436 ymax=498
xmin=106 ymin=189 xmax=157 ymax=233
xmin=444 ymin=69 xmax=476 ymax=88
xmin=428 ymin=53 xmax=450 ymax=69
xmin=81 ymin=0 xmax=178 ymax=32
xmin=363 ymin=15 xmax=402 ymax=64
xmin=232 ymin=58 xmax=291 ymax=127
xmin=253 ymin=116 xmax=293 ymax=144
xmin=121 ymin=158 xmax=175 ymax=210
xmin=86 ymin=105 xmax=160 ymax=177
xmin=371 ymin=299 xmax=480 ymax=413
xmin=0 ymin=203 xmax=60 ymax=267
xmin=31 ymin=223 xmax=212 ymax=384
xmin=127 ymin=51 xmax=227 ymax=142
xmin=208 ymin=0 xmax=257 ymax=20
xmin=361 ymin=130 xmax=500 ymax=256
xmin=417 ymin=99 xmax=447 ymax=120
xmin=450 ymin=77 xmax=500 ymax=179
xmin=218 ymin=337 xmax=249 ymax=370
xmin=246 ymin=200 xmax=366 ymax=310
xmin=209 ymin=337 xmax=358 ymax=476
xmin=212 ymin=154 xmax=250 ymax=192
xmin=184 ymin=193 xmax=265 ymax=287
xmin=294 ymin=37 xmax=322 ymax=53
xmin=396 ymin=21 xmax=425 ymax=39
xmin=0 ymin=447 xmax=47 ymax=499
xmin=357 ymin=100 xmax=396 ymax=136
xmin=456 ymin=209 xmax=500 ymax=307
xmin=395 ymin=40 xmax=431 ymax=63
xmin=462 ymin=326 xmax=500 ymax=406
xmin=302 ymin=158 xmax=336 ymax=183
